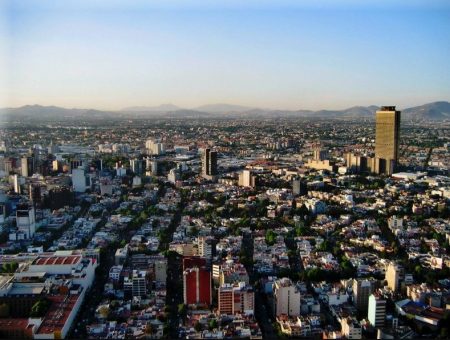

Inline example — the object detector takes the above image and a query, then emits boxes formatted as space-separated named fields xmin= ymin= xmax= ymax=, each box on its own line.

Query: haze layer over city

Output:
xmin=0 ymin=1 xmax=449 ymax=339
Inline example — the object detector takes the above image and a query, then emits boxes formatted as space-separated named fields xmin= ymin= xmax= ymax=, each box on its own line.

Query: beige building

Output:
xmin=218 ymin=282 xmax=254 ymax=315
xmin=385 ymin=262 xmax=402 ymax=292
xmin=352 ymin=278 xmax=377 ymax=312
xmin=238 ymin=169 xmax=256 ymax=187
xmin=340 ymin=317 xmax=362 ymax=339
xmin=273 ymin=277 xmax=301 ymax=316
xmin=375 ymin=106 xmax=401 ymax=175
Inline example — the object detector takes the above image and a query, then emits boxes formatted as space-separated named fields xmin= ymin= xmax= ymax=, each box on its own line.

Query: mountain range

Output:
xmin=1 ymin=101 xmax=449 ymax=121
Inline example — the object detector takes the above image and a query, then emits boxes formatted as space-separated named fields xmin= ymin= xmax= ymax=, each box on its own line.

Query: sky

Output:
xmin=1 ymin=0 xmax=449 ymax=111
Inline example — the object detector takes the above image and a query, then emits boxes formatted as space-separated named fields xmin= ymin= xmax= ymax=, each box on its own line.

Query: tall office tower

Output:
xmin=21 ymin=156 xmax=34 ymax=177
xmin=70 ymin=159 xmax=83 ymax=172
xmin=273 ymin=277 xmax=301 ymax=316
xmin=145 ymin=158 xmax=158 ymax=176
xmin=16 ymin=203 xmax=36 ymax=239
xmin=201 ymin=148 xmax=217 ymax=180
xmin=72 ymin=167 xmax=90 ymax=193
xmin=12 ymin=174 xmax=21 ymax=194
xmin=129 ymin=158 xmax=144 ymax=175
xmin=352 ymin=278 xmax=377 ymax=312
xmin=3 ymin=159 xmax=13 ymax=174
xmin=375 ymin=106 xmax=401 ymax=175
xmin=198 ymin=236 xmax=215 ymax=260
xmin=146 ymin=139 xmax=165 ymax=155
xmin=29 ymin=183 xmax=42 ymax=205
xmin=385 ymin=262 xmax=403 ymax=292
xmin=238 ymin=169 xmax=256 ymax=188
xmin=368 ymin=293 xmax=386 ymax=328
xmin=292 ymin=177 xmax=308 ymax=196
xmin=131 ymin=270 xmax=147 ymax=297
xmin=313 ymin=148 xmax=329 ymax=161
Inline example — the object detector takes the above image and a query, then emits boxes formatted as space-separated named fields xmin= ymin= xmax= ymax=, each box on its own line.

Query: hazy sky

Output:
xmin=1 ymin=0 xmax=449 ymax=110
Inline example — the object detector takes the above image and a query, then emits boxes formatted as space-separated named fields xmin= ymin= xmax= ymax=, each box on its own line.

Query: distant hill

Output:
xmin=402 ymin=101 xmax=450 ymax=120
xmin=194 ymin=103 xmax=258 ymax=113
xmin=121 ymin=104 xmax=182 ymax=112
xmin=1 ymin=101 xmax=449 ymax=121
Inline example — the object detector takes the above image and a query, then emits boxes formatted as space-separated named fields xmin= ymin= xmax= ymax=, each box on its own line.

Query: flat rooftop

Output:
xmin=32 ymin=255 xmax=81 ymax=266
xmin=36 ymin=293 xmax=81 ymax=335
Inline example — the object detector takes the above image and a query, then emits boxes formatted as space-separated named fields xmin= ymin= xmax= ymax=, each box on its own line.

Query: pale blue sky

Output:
xmin=1 ymin=0 xmax=449 ymax=110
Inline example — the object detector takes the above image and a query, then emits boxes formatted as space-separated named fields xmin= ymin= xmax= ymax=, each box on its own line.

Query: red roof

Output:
xmin=36 ymin=294 xmax=81 ymax=335
xmin=0 ymin=318 xmax=29 ymax=330
xmin=34 ymin=255 xmax=81 ymax=266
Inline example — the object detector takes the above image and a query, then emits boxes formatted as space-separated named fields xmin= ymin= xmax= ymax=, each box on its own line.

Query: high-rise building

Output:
xmin=16 ymin=203 xmax=36 ymax=239
xmin=385 ymin=262 xmax=403 ymax=292
xmin=292 ymin=177 xmax=307 ymax=196
xmin=198 ymin=236 xmax=215 ymax=260
xmin=145 ymin=158 xmax=158 ymax=176
xmin=183 ymin=266 xmax=212 ymax=305
xmin=12 ymin=174 xmax=21 ymax=194
xmin=313 ymin=148 xmax=329 ymax=161
xmin=72 ymin=167 xmax=90 ymax=193
xmin=375 ymin=106 xmax=401 ymax=175
xmin=238 ymin=169 xmax=256 ymax=187
xmin=340 ymin=317 xmax=362 ymax=339
xmin=368 ymin=293 xmax=386 ymax=328
xmin=21 ymin=156 xmax=34 ymax=177
xmin=201 ymin=148 xmax=218 ymax=180
xmin=131 ymin=270 xmax=147 ymax=297
xmin=29 ymin=183 xmax=41 ymax=205
xmin=273 ymin=277 xmax=301 ymax=316
xmin=129 ymin=159 xmax=144 ymax=175
xmin=146 ymin=139 xmax=165 ymax=155
xmin=352 ymin=278 xmax=377 ymax=312
xmin=218 ymin=282 xmax=255 ymax=315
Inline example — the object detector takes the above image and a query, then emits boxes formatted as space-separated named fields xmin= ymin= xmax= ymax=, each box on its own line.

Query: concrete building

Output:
xmin=131 ymin=270 xmax=147 ymax=297
xmin=12 ymin=174 xmax=21 ymax=194
xmin=352 ymin=278 xmax=377 ymax=312
xmin=273 ymin=277 xmax=301 ymax=316
xmin=183 ymin=267 xmax=211 ymax=305
xmin=292 ymin=177 xmax=307 ymax=196
xmin=129 ymin=159 xmax=144 ymax=175
xmin=72 ymin=167 xmax=90 ymax=193
xmin=368 ymin=293 xmax=386 ymax=328
xmin=21 ymin=156 xmax=34 ymax=177
xmin=99 ymin=178 xmax=113 ymax=196
xmin=146 ymin=139 xmax=165 ymax=155
xmin=168 ymin=168 xmax=181 ymax=184
xmin=238 ymin=169 xmax=256 ymax=187
xmin=16 ymin=203 xmax=36 ymax=239
xmin=386 ymin=262 xmax=402 ymax=292
xmin=201 ymin=148 xmax=218 ymax=180
xmin=340 ymin=317 xmax=362 ymax=339
xmin=198 ymin=236 xmax=215 ymax=260
xmin=218 ymin=282 xmax=255 ymax=315
xmin=375 ymin=106 xmax=401 ymax=175
xmin=145 ymin=158 xmax=158 ymax=176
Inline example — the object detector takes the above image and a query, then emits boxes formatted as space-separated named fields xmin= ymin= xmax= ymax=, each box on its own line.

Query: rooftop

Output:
xmin=32 ymin=255 xmax=81 ymax=266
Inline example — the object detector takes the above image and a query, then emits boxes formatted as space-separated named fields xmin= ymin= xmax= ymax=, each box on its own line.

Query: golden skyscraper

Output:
xmin=375 ymin=106 xmax=401 ymax=175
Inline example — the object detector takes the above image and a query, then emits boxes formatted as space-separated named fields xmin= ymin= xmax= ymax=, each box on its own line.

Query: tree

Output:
xmin=30 ymin=298 xmax=51 ymax=317
xmin=0 ymin=303 xmax=9 ymax=317
xmin=97 ymin=305 xmax=110 ymax=319
xmin=265 ymin=230 xmax=276 ymax=246
xmin=145 ymin=323 xmax=153 ymax=335
xmin=194 ymin=321 xmax=202 ymax=332
xmin=178 ymin=303 xmax=187 ymax=320
xmin=208 ymin=319 xmax=218 ymax=330
xmin=2 ymin=262 xmax=18 ymax=273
